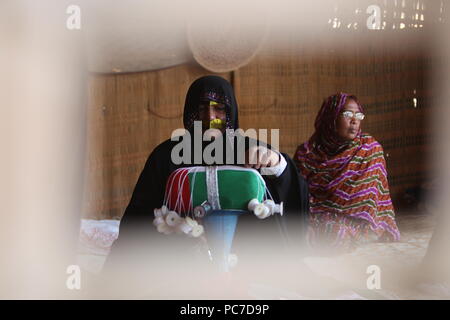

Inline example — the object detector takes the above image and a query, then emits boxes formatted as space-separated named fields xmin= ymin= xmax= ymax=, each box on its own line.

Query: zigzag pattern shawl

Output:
xmin=296 ymin=134 xmax=400 ymax=244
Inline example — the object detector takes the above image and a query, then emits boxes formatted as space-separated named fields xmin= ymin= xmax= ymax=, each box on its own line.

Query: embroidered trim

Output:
xmin=206 ymin=166 xmax=221 ymax=210
xmin=200 ymin=91 xmax=231 ymax=106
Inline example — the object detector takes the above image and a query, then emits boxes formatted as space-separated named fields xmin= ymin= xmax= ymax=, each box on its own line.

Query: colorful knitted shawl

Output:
xmin=294 ymin=93 xmax=400 ymax=247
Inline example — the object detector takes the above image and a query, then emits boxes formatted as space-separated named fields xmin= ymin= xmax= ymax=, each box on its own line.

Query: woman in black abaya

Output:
xmin=106 ymin=76 xmax=309 ymax=276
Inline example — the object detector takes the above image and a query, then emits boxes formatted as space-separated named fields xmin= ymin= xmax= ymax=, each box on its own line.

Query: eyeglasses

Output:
xmin=341 ymin=110 xmax=365 ymax=121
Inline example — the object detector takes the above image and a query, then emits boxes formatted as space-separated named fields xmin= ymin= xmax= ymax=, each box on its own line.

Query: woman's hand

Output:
xmin=245 ymin=145 xmax=280 ymax=169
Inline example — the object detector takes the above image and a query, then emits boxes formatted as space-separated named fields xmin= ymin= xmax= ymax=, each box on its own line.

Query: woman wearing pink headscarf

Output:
xmin=294 ymin=93 xmax=400 ymax=251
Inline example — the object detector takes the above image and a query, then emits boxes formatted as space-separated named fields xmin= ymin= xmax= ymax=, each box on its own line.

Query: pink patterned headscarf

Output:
xmin=311 ymin=93 xmax=363 ymax=155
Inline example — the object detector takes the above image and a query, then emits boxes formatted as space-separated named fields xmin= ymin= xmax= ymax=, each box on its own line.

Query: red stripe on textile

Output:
xmin=166 ymin=168 xmax=192 ymax=214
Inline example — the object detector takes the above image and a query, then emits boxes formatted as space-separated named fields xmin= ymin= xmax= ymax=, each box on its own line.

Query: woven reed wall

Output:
xmin=83 ymin=42 xmax=432 ymax=219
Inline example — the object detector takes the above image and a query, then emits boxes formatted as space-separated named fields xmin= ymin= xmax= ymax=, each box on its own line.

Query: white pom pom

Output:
xmin=261 ymin=206 xmax=271 ymax=219
xmin=154 ymin=208 xmax=163 ymax=218
xmin=254 ymin=203 xmax=270 ymax=219
xmin=176 ymin=221 xmax=193 ymax=234
xmin=165 ymin=211 xmax=182 ymax=227
xmin=157 ymin=222 xmax=173 ymax=235
xmin=153 ymin=216 xmax=165 ymax=227
xmin=185 ymin=217 xmax=198 ymax=227
xmin=263 ymin=199 xmax=275 ymax=206
xmin=190 ymin=224 xmax=204 ymax=238
xmin=248 ymin=198 xmax=260 ymax=211
xmin=253 ymin=203 xmax=265 ymax=217
xmin=263 ymin=199 xmax=276 ymax=214
xmin=161 ymin=205 xmax=169 ymax=215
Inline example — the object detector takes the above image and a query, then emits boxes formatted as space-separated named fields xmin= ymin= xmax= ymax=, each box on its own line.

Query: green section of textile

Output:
xmin=188 ymin=169 xmax=265 ymax=210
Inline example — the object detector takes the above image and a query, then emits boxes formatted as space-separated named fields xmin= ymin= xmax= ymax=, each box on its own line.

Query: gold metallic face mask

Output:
xmin=207 ymin=101 xmax=226 ymax=130
xmin=209 ymin=118 xmax=225 ymax=130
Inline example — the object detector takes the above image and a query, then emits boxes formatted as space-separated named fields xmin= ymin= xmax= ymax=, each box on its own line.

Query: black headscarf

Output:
xmin=183 ymin=75 xmax=239 ymax=131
